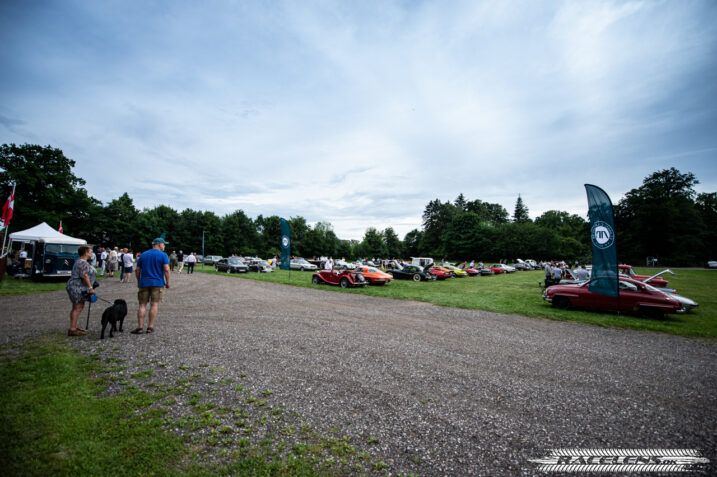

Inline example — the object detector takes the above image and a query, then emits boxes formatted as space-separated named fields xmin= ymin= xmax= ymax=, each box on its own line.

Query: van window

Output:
xmin=44 ymin=244 xmax=81 ymax=254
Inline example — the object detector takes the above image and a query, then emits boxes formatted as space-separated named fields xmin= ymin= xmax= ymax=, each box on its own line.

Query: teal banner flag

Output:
xmin=280 ymin=218 xmax=291 ymax=270
xmin=585 ymin=184 xmax=618 ymax=297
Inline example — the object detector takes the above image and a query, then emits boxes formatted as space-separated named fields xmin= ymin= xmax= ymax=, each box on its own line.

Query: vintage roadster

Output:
xmin=312 ymin=269 xmax=368 ymax=288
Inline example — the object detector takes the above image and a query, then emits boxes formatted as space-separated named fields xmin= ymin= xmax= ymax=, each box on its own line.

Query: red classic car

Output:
xmin=312 ymin=269 xmax=368 ymax=288
xmin=543 ymin=276 xmax=682 ymax=318
xmin=462 ymin=267 xmax=480 ymax=276
xmin=488 ymin=265 xmax=505 ymax=274
xmin=427 ymin=267 xmax=451 ymax=280
xmin=618 ymin=265 xmax=670 ymax=287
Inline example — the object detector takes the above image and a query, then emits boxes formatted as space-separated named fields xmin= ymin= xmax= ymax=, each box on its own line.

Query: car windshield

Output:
xmin=228 ymin=258 xmax=244 ymax=265
xmin=44 ymin=243 xmax=81 ymax=254
xmin=367 ymin=268 xmax=378 ymax=273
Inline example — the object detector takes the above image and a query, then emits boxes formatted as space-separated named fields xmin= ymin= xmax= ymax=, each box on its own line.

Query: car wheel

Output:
xmin=300 ymin=267 xmax=305 ymax=271
xmin=451 ymin=272 xmax=456 ymax=278
xmin=312 ymin=276 xmax=320 ymax=285
xmin=412 ymin=273 xmax=421 ymax=282
xmin=340 ymin=278 xmax=349 ymax=288
xmin=553 ymin=296 xmax=571 ymax=310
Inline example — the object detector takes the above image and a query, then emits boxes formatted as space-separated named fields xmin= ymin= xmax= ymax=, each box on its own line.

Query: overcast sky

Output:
xmin=1 ymin=0 xmax=716 ymax=240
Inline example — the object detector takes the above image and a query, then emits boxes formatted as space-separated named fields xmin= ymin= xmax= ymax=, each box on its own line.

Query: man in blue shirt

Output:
xmin=132 ymin=237 xmax=170 ymax=334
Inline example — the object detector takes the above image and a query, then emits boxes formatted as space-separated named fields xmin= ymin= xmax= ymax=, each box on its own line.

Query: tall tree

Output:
xmin=512 ymin=195 xmax=530 ymax=223
xmin=454 ymin=193 xmax=468 ymax=211
xmin=359 ymin=227 xmax=386 ymax=258
xmin=615 ymin=168 xmax=703 ymax=265
xmin=383 ymin=227 xmax=403 ymax=258
xmin=0 ymin=143 xmax=100 ymax=236
xmin=403 ymin=229 xmax=423 ymax=258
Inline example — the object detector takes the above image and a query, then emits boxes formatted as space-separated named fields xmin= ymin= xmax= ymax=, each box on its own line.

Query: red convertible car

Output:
xmin=312 ymin=269 xmax=368 ymax=288
xmin=618 ymin=265 xmax=670 ymax=287
xmin=543 ymin=276 xmax=682 ymax=318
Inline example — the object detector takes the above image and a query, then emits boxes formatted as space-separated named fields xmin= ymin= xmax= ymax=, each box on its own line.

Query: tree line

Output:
xmin=1 ymin=144 xmax=714 ymax=265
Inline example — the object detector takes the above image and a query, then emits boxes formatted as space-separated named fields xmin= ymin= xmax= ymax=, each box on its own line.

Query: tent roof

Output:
xmin=9 ymin=222 xmax=87 ymax=245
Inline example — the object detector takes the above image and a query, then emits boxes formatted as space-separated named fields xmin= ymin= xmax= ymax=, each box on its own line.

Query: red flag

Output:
xmin=59 ymin=220 xmax=63 ymax=234
xmin=0 ymin=184 xmax=15 ymax=228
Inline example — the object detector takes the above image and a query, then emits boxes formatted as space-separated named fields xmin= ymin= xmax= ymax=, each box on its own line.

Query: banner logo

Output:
xmin=282 ymin=236 xmax=290 ymax=248
xmin=591 ymin=221 xmax=614 ymax=249
xmin=530 ymin=448 xmax=709 ymax=472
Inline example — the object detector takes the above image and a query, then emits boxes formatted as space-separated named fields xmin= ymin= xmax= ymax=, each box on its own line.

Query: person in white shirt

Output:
xmin=122 ymin=250 xmax=135 ymax=283
xmin=100 ymin=249 xmax=108 ymax=276
xmin=185 ymin=252 xmax=197 ymax=274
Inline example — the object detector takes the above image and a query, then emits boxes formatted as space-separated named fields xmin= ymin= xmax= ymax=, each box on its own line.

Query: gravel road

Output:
xmin=1 ymin=272 xmax=715 ymax=475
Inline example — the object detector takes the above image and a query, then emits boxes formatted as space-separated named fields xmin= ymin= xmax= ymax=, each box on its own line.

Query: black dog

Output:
xmin=100 ymin=299 xmax=127 ymax=339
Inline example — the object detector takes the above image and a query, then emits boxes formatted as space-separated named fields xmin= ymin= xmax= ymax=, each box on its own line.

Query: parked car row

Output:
xmin=214 ymin=256 xmax=274 ymax=274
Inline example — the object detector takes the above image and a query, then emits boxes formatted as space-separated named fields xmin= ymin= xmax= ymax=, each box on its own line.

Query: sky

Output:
xmin=1 ymin=0 xmax=716 ymax=240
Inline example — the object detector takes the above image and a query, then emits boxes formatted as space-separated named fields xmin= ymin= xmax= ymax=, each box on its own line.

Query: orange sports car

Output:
xmin=354 ymin=266 xmax=393 ymax=285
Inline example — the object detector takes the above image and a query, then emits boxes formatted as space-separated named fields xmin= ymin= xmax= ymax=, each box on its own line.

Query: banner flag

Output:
xmin=280 ymin=218 xmax=291 ymax=270
xmin=1 ymin=183 xmax=15 ymax=229
xmin=58 ymin=220 xmax=63 ymax=234
xmin=585 ymin=184 xmax=618 ymax=297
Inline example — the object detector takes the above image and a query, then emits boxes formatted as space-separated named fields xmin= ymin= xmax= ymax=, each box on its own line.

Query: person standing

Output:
xmin=99 ymin=248 xmax=108 ymax=276
xmin=169 ymin=250 xmax=177 ymax=272
xmin=118 ymin=248 xmax=125 ymax=281
xmin=108 ymin=247 xmax=118 ymax=277
xmin=122 ymin=249 xmax=135 ymax=283
xmin=177 ymin=250 xmax=185 ymax=273
xmin=132 ymin=237 xmax=170 ymax=334
xmin=65 ymin=245 xmax=96 ymax=336
xmin=185 ymin=252 xmax=197 ymax=274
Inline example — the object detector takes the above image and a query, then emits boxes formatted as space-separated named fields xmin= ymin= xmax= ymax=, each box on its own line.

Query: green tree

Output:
xmin=222 ymin=210 xmax=258 ymax=256
xmin=0 ymin=143 xmax=101 ymax=237
xmin=103 ymin=193 xmax=139 ymax=247
xmin=421 ymin=199 xmax=457 ymax=256
xmin=696 ymin=193 xmax=717 ymax=261
xmin=443 ymin=212 xmax=483 ymax=259
xmin=383 ymin=227 xmax=403 ymax=258
xmin=512 ymin=195 xmax=530 ymax=223
xmin=358 ymin=227 xmax=386 ymax=258
xmin=403 ymin=229 xmax=423 ymax=258
xmin=615 ymin=168 xmax=703 ymax=265
xmin=465 ymin=199 xmax=509 ymax=226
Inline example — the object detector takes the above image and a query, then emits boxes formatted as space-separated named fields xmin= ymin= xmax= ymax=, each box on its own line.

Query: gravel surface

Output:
xmin=1 ymin=272 xmax=715 ymax=475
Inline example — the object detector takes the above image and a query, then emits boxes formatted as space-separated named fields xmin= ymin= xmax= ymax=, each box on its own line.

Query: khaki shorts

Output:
xmin=138 ymin=287 xmax=164 ymax=305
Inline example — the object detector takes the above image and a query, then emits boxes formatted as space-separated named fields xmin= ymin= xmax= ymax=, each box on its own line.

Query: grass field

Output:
xmin=198 ymin=265 xmax=717 ymax=338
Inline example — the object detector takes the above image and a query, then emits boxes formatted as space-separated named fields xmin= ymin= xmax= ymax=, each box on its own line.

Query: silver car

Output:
xmin=290 ymin=258 xmax=318 ymax=271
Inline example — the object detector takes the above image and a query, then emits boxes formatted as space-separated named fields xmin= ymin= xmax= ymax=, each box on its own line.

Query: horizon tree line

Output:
xmin=1 ymin=144 xmax=715 ymax=265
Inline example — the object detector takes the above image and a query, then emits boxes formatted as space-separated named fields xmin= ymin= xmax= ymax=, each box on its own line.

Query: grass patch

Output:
xmin=0 ymin=336 xmax=186 ymax=476
xmin=1 ymin=335 xmax=386 ymax=476
xmin=198 ymin=267 xmax=717 ymax=338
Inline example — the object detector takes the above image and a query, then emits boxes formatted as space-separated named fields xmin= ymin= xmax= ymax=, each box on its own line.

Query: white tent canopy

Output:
xmin=9 ymin=222 xmax=87 ymax=245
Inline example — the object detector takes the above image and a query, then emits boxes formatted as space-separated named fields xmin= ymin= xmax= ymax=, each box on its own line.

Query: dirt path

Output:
xmin=1 ymin=272 xmax=715 ymax=475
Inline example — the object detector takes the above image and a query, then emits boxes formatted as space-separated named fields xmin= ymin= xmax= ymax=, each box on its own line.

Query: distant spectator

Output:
xmin=185 ymin=252 xmax=197 ymax=274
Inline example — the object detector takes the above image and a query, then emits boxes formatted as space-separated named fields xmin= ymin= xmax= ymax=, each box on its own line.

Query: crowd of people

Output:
xmin=542 ymin=261 xmax=590 ymax=286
